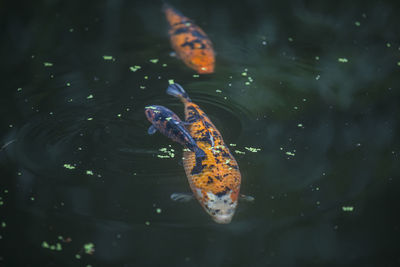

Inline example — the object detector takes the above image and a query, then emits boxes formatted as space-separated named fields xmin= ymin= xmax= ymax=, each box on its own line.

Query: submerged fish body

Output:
xmin=167 ymin=84 xmax=241 ymax=224
xmin=163 ymin=4 xmax=215 ymax=74
xmin=144 ymin=105 xmax=205 ymax=160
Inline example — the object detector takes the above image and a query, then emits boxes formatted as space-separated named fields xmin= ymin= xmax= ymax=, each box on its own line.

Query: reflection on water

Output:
xmin=1 ymin=0 xmax=399 ymax=266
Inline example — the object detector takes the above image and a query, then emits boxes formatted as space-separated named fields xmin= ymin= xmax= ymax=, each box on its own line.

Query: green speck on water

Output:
xmin=149 ymin=58 xmax=159 ymax=63
xmin=293 ymin=106 xmax=298 ymax=110
xmin=145 ymin=221 xmax=150 ymax=226
xmin=117 ymin=114 xmax=122 ymax=117
xmin=215 ymin=89 xmax=222 ymax=93
xmin=316 ymin=201 xmax=320 ymax=205
xmin=103 ymin=55 xmax=114 ymax=60
xmin=397 ymin=62 xmax=400 ymax=66
xmin=4 ymin=190 xmax=8 ymax=194
xmin=0 ymin=201 xmax=3 ymax=206
xmin=44 ymin=62 xmax=53 ymax=67
xmin=241 ymin=72 xmax=247 ymax=76
xmin=245 ymin=147 xmax=261 ymax=153
xmin=30 ymin=197 xmax=35 ymax=201
xmin=58 ymin=235 xmax=63 ymax=240
xmin=140 ymin=85 xmax=146 ymax=89
xmin=338 ymin=58 xmax=348 ymax=63
xmin=17 ymin=87 xmax=22 ymax=92
xmin=362 ymin=13 xmax=367 ymax=18
xmin=17 ymin=172 xmax=22 ymax=176
xmin=229 ymin=143 xmax=237 ymax=147
xmin=69 ymin=28 xmax=74 ymax=32
xmin=84 ymin=243 xmax=95 ymax=254
xmin=285 ymin=151 xmax=295 ymax=156
xmin=342 ymin=206 xmax=354 ymax=212
xmin=235 ymin=150 xmax=246 ymax=155
xmin=315 ymin=74 xmax=320 ymax=80
xmin=315 ymin=56 xmax=320 ymax=60
xmin=297 ymin=123 xmax=303 ymax=127
xmin=9 ymin=124 xmax=13 ymax=128
xmin=355 ymin=21 xmax=361 ymax=26
xmin=193 ymin=74 xmax=199 ymax=78
xmin=75 ymin=254 xmax=81 ymax=259
xmin=56 ymin=243 xmax=62 ymax=251
xmin=245 ymin=82 xmax=250 ymax=86
xmin=162 ymin=63 xmax=168 ymax=67
xmin=66 ymin=82 xmax=71 ymax=86
xmin=42 ymin=241 xmax=50 ymax=248
xmin=156 ymin=208 xmax=162 ymax=214
xmin=386 ymin=43 xmax=391 ymax=48
xmin=144 ymin=75 xmax=148 ymax=79
xmin=168 ymin=79 xmax=174 ymax=85
xmin=86 ymin=170 xmax=94 ymax=176
xmin=129 ymin=65 xmax=141 ymax=72
xmin=87 ymin=117 xmax=93 ymax=121
xmin=63 ymin=164 xmax=75 ymax=170
xmin=86 ymin=94 xmax=94 ymax=99
xmin=288 ymin=37 xmax=294 ymax=42
xmin=1 ymin=222 xmax=6 ymax=228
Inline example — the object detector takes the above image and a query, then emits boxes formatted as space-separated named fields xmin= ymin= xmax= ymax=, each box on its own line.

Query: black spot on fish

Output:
xmin=173 ymin=27 xmax=189 ymax=35
xmin=207 ymin=177 xmax=214 ymax=184
xmin=192 ymin=30 xmax=206 ymax=39
xmin=216 ymin=187 xmax=230 ymax=197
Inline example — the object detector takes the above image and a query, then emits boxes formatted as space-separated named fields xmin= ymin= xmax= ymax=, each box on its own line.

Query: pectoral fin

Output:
xmin=240 ymin=194 xmax=255 ymax=202
xmin=147 ymin=125 xmax=157 ymax=135
xmin=170 ymin=193 xmax=194 ymax=202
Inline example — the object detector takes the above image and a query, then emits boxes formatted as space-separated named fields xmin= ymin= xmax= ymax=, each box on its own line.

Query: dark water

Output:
xmin=1 ymin=0 xmax=400 ymax=266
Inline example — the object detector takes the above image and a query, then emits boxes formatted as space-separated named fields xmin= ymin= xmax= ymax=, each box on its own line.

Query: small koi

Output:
xmin=163 ymin=3 xmax=215 ymax=74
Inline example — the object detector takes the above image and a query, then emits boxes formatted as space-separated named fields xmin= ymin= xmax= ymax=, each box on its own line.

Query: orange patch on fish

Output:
xmin=163 ymin=4 xmax=215 ymax=74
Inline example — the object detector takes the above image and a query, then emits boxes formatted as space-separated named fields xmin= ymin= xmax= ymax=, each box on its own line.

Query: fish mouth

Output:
xmin=211 ymin=214 xmax=234 ymax=224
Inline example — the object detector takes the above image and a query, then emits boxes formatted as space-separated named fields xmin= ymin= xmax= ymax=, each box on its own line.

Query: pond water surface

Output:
xmin=1 ymin=0 xmax=400 ymax=266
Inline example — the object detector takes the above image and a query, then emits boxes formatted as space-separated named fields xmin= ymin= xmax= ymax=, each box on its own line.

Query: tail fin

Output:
xmin=166 ymin=83 xmax=191 ymax=102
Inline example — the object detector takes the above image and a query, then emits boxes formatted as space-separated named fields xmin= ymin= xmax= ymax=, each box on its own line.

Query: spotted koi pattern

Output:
xmin=167 ymin=84 xmax=241 ymax=224
xmin=163 ymin=4 xmax=215 ymax=74
xmin=144 ymin=105 xmax=206 ymax=164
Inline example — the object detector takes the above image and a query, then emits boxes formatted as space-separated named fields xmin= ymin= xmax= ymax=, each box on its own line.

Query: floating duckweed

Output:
xmin=103 ymin=55 xmax=114 ymax=60
xmin=285 ymin=151 xmax=295 ymax=156
xmin=42 ymin=241 xmax=50 ymax=248
xmin=87 ymin=117 xmax=93 ymax=121
xmin=1 ymin=222 xmax=6 ymax=228
xmin=182 ymin=148 xmax=191 ymax=152
xmin=245 ymin=82 xmax=250 ymax=86
xmin=157 ymin=147 xmax=175 ymax=158
xmin=156 ymin=208 xmax=162 ymax=214
xmin=245 ymin=147 xmax=261 ymax=153
xmin=4 ymin=190 xmax=8 ymax=194
xmin=86 ymin=170 xmax=94 ymax=176
xmin=315 ymin=56 xmax=320 ymax=60
xmin=149 ymin=58 xmax=159 ymax=63
xmin=84 ymin=243 xmax=95 ymax=254
xmin=235 ymin=150 xmax=246 ymax=155
xmin=168 ymin=79 xmax=175 ymax=85
xmin=75 ymin=254 xmax=81 ymax=259
xmin=293 ymin=106 xmax=298 ymax=110
xmin=129 ymin=65 xmax=142 ymax=72
xmin=342 ymin=206 xmax=354 ymax=212
xmin=315 ymin=74 xmax=320 ymax=80
xmin=44 ymin=62 xmax=53 ymax=67
xmin=338 ymin=58 xmax=348 ymax=63
xmin=229 ymin=144 xmax=237 ymax=147
xmin=288 ymin=37 xmax=294 ymax=42
xmin=56 ymin=243 xmax=62 ymax=251
xmin=66 ymin=82 xmax=71 ymax=86
xmin=397 ymin=62 xmax=400 ymax=66
xmin=145 ymin=221 xmax=150 ymax=226
xmin=140 ymin=85 xmax=146 ymax=89
xmin=86 ymin=94 xmax=94 ymax=99
xmin=386 ymin=43 xmax=391 ymax=48
xmin=69 ymin=28 xmax=74 ymax=32
xmin=30 ymin=197 xmax=35 ymax=201
xmin=297 ymin=123 xmax=303 ymax=128
xmin=144 ymin=76 xmax=148 ymax=79
xmin=354 ymin=21 xmax=361 ymax=26
xmin=162 ymin=63 xmax=168 ymax=67
xmin=117 ymin=114 xmax=122 ymax=117
xmin=215 ymin=89 xmax=222 ymax=93
xmin=17 ymin=87 xmax=22 ymax=92
xmin=0 ymin=201 xmax=3 ymax=206
xmin=241 ymin=72 xmax=247 ymax=77
xmin=193 ymin=74 xmax=199 ymax=78
xmin=63 ymin=164 xmax=76 ymax=170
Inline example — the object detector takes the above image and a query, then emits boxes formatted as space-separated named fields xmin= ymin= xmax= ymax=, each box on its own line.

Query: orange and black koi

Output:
xmin=167 ymin=83 xmax=241 ymax=224
xmin=163 ymin=3 xmax=215 ymax=74
xmin=145 ymin=105 xmax=206 ymax=167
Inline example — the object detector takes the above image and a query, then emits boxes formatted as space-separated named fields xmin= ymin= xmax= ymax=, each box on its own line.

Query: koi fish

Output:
xmin=166 ymin=83 xmax=241 ymax=224
xmin=144 ymin=105 xmax=206 ymax=171
xmin=163 ymin=3 xmax=215 ymax=74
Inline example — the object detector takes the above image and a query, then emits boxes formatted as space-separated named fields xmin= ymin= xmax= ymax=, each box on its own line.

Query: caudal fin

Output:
xmin=166 ymin=83 xmax=191 ymax=102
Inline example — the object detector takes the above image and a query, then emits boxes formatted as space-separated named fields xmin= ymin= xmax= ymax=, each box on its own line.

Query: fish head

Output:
xmin=144 ymin=105 xmax=164 ymax=122
xmin=199 ymin=190 xmax=239 ymax=224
